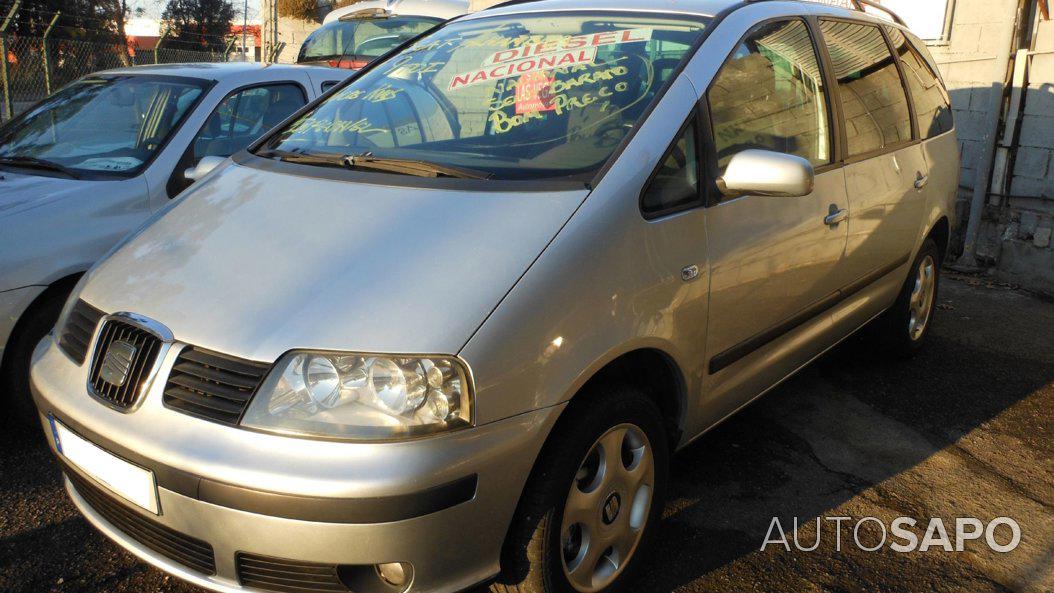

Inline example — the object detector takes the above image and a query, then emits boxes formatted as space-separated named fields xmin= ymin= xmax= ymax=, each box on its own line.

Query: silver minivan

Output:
xmin=31 ymin=1 xmax=958 ymax=592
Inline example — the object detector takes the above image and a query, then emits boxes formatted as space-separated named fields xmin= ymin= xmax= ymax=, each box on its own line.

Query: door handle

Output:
xmin=824 ymin=208 xmax=848 ymax=226
xmin=914 ymin=173 xmax=929 ymax=190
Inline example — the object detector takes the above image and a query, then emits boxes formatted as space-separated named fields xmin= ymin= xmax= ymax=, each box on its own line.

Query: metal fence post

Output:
xmin=154 ymin=30 xmax=168 ymax=64
xmin=0 ymin=1 xmax=21 ymax=121
xmin=41 ymin=11 xmax=59 ymax=95
xmin=223 ymin=37 xmax=235 ymax=62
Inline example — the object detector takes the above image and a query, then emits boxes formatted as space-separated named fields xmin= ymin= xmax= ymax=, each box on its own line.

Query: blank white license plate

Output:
xmin=50 ymin=416 xmax=159 ymax=514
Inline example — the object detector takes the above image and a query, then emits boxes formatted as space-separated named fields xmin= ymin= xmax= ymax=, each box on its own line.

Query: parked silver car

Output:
xmin=30 ymin=1 xmax=957 ymax=592
xmin=1 ymin=63 xmax=349 ymax=422
xmin=297 ymin=0 xmax=469 ymax=70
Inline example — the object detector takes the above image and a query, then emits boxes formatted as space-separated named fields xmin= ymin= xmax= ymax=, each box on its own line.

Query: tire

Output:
xmin=1 ymin=283 xmax=73 ymax=428
xmin=874 ymin=238 xmax=941 ymax=357
xmin=492 ymin=384 xmax=669 ymax=593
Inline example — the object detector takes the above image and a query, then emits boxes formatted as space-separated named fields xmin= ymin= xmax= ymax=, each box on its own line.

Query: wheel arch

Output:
xmin=0 ymin=272 xmax=83 ymax=369
xmin=559 ymin=346 xmax=688 ymax=450
xmin=927 ymin=215 xmax=950 ymax=264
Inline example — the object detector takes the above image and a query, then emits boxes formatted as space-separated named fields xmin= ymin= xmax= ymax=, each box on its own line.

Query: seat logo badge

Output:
xmin=602 ymin=492 xmax=622 ymax=525
xmin=99 ymin=340 xmax=137 ymax=387
xmin=681 ymin=265 xmax=700 ymax=282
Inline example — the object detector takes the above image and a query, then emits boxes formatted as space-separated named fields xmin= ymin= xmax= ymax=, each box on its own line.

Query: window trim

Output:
xmin=879 ymin=23 xmax=921 ymax=142
xmin=703 ymin=16 xmax=837 ymax=204
xmin=639 ymin=109 xmax=706 ymax=220
xmin=814 ymin=17 xmax=919 ymax=163
xmin=166 ymin=80 xmax=309 ymax=198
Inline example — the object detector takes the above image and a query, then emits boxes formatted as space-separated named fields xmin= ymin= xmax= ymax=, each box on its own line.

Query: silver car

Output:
xmin=1 ymin=63 xmax=349 ymax=423
xmin=31 ymin=1 xmax=957 ymax=592
xmin=297 ymin=0 xmax=469 ymax=70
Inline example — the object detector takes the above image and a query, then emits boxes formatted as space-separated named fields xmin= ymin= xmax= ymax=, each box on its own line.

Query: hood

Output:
xmin=0 ymin=170 xmax=93 ymax=217
xmin=82 ymin=163 xmax=587 ymax=361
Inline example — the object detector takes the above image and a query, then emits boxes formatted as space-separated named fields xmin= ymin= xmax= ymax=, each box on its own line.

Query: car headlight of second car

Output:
xmin=242 ymin=351 xmax=472 ymax=440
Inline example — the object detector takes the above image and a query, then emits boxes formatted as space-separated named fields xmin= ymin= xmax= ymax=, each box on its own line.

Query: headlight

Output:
xmin=241 ymin=351 xmax=473 ymax=440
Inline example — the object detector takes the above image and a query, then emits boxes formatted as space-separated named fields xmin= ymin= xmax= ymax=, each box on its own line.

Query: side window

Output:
xmin=819 ymin=20 xmax=912 ymax=156
xmin=708 ymin=19 xmax=831 ymax=170
xmin=885 ymin=26 xmax=953 ymax=138
xmin=641 ymin=118 xmax=699 ymax=216
xmin=193 ymin=84 xmax=306 ymax=162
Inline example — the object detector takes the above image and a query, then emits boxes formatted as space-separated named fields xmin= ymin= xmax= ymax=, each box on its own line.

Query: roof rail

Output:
xmin=852 ymin=0 xmax=906 ymax=26
xmin=745 ymin=0 xmax=907 ymax=27
xmin=480 ymin=0 xmax=542 ymax=11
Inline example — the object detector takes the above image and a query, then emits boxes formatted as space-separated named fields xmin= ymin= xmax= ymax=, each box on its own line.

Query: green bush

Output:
xmin=276 ymin=0 xmax=316 ymax=20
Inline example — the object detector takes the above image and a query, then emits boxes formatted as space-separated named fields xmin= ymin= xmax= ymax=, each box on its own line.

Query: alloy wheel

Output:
xmin=908 ymin=254 xmax=936 ymax=341
xmin=560 ymin=423 xmax=654 ymax=593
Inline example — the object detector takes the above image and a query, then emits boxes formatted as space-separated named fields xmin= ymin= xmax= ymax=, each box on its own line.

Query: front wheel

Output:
xmin=493 ymin=386 xmax=669 ymax=593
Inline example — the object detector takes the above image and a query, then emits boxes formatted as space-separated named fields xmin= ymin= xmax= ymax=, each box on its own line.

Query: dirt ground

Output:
xmin=1 ymin=274 xmax=1052 ymax=593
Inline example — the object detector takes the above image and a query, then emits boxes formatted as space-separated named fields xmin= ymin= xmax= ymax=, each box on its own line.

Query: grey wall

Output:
xmin=930 ymin=0 xmax=1054 ymax=293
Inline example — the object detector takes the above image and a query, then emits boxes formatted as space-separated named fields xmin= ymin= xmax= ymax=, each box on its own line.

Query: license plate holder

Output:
xmin=50 ymin=416 xmax=160 ymax=514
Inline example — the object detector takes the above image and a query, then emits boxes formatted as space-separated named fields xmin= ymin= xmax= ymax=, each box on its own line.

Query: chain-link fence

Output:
xmin=1 ymin=35 xmax=234 ymax=122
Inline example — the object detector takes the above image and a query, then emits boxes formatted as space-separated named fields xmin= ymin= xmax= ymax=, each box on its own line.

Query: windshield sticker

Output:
xmin=386 ymin=59 xmax=446 ymax=77
xmin=482 ymin=28 xmax=652 ymax=67
xmin=73 ymin=156 xmax=142 ymax=171
xmin=332 ymin=83 xmax=403 ymax=103
xmin=449 ymin=48 xmax=596 ymax=91
xmin=515 ymin=72 xmax=557 ymax=114
xmin=289 ymin=116 xmax=388 ymax=136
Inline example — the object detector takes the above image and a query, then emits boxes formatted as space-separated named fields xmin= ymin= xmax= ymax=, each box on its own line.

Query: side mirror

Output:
xmin=183 ymin=155 xmax=227 ymax=183
xmin=716 ymin=149 xmax=814 ymax=198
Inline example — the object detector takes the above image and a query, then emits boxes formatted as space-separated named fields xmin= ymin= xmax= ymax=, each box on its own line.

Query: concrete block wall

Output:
xmin=929 ymin=0 xmax=1018 ymax=203
xmin=927 ymin=0 xmax=1054 ymax=293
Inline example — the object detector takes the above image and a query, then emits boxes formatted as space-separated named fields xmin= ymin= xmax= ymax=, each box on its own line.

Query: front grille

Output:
xmin=237 ymin=553 xmax=350 ymax=593
xmin=163 ymin=347 xmax=270 ymax=425
xmin=88 ymin=320 xmax=163 ymax=409
xmin=57 ymin=300 xmax=105 ymax=364
xmin=66 ymin=470 xmax=216 ymax=575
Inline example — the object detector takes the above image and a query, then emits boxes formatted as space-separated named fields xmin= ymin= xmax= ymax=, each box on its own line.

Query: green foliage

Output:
xmin=4 ymin=0 xmax=126 ymax=44
xmin=162 ymin=0 xmax=237 ymax=51
xmin=276 ymin=0 xmax=317 ymax=20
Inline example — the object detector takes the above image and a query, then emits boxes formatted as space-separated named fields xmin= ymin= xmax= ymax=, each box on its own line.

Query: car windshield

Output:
xmin=0 ymin=75 xmax=206 ymax=177
xmin=264 ymin=12 xmax=709 ymax=181
xmin=297 ymin=15 xmax=443 ymax=65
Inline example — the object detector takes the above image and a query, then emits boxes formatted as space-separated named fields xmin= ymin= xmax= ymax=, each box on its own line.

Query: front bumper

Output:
xmin=32 ymin=334 xmax=564 ymax=593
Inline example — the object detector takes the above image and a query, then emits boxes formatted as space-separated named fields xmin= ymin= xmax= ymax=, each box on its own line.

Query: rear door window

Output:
xmin=708 ymin=19 xmax=831 ymax=170
xmin=885 ymin=26 xmax=953 ymax=138
xmin=819 ymin=20 xmax=913 ymax=157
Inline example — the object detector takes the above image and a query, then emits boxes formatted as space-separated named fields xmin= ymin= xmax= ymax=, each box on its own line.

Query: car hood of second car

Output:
xmin=0 ymin=169 xmax=95 ymax=216
xmin=80 ymin=162 xmax=588 ymax=361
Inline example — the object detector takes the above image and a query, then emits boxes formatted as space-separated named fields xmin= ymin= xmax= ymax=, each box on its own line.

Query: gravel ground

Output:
xmin=1 ymin=275 xmax=1052 ymax=593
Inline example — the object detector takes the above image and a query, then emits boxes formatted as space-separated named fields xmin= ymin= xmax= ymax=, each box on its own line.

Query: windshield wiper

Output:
xmin=342 ymin=152 xmax=490 ymax=179
xmin=257 ymin=149 xmax=348 ymax=168
xmin=259 ymin=149 xmax=490 ymax=180
xmin=0 ymin=155 xmax=81 ymax=179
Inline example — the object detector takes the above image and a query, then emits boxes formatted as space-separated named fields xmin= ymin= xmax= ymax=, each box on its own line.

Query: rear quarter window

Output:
xmin=885 ymin=26 xmax=953 ymax=138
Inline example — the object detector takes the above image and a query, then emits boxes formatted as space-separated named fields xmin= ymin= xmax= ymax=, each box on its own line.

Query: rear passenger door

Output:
xmin=818 ymin=19 xmax=928 ymax=292
xmin=702 ymin=18 xmax=849 ymax=410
